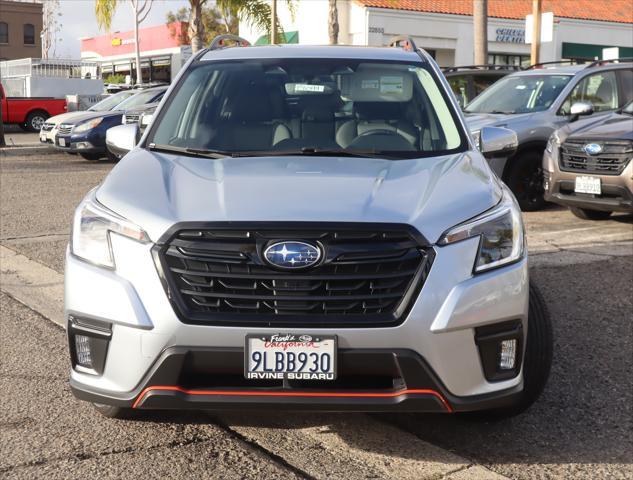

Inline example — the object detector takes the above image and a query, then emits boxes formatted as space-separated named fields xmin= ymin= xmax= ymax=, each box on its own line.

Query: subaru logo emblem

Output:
xmin=583 ymin=143 xmax=602 ymax=155
xmin=264 ymin=241 xmax=322 ymax=269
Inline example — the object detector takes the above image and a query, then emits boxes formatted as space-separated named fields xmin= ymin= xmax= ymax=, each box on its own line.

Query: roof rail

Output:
xmin=526 ymin=59 xmax=587 ymax=69
xmin=388 ymin=35 xmax=417 ymax=52
xmin=585 ymin=57 xmax=633 ymax=68
xmin=442 ymin=64 xmax=523 ymax=73
xmin=209 ymin=34 xmax=251 ymax=50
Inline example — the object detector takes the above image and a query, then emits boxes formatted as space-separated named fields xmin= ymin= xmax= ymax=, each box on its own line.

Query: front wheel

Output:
xmin=570 ymin=207 xmax=612 ymax=221
xmin=505 ymin=152 xmax=547 ymax=211
xmin=92 ymin=402 xmax=136 ymax=419
xmin=80 ymin=152 xmax=103 ymax=161
xmin=25 ymin=110 xmax=49 ymax=132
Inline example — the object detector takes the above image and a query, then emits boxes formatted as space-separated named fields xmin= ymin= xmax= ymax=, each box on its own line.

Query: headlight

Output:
xmin=71 ymin=190 xmax=149 ymax=269
xmin=74 ymin=118 xmax=103 ymax=133
xmin=546 ymin=131 xmax=561 ymax=153
xmin=438 ymin=186 xmax=525 ymax=273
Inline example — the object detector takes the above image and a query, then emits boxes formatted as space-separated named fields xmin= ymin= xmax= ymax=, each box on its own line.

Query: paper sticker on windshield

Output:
xmin=361 ymin=79 xmax=379 ymax=89
xmin=294 ymin=84 xmax=325 ymax=93
xmin=380 ymin=76 xmax=404 ymax=94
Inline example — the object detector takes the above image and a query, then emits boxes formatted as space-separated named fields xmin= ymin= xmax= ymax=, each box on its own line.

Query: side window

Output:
xmin=471 ymin=75 xmax=500 ymax=97
xmin=561 ymin=71 xmax=619 ymax=114
xmin=618 ymin=69 xmax=633 ymax=106
xmin=447 ymin=76 xmax=468 ymax=107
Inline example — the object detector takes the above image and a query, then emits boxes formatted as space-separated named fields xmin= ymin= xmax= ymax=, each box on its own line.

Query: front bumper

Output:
xmin=54 ymin=134 xmax=104 ymax=154
xmin=65 ymin=232 xmax=529 ymax=413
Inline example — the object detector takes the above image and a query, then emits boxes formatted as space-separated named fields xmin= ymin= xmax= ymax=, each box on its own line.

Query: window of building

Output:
xmin=0 ymin=22 xmax=8 ymax=44
xmin=24 ymin=24 xmax=35 ymax=45
xmin=488 ymin=54 xmax=530 ymax=68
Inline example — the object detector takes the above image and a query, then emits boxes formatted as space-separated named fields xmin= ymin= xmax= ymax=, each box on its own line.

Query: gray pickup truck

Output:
xmin=465 ymin=60 xmax=633 ymax=210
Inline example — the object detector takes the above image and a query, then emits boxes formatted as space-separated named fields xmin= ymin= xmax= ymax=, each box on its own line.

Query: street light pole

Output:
xmin=531 ymin=0 xmax=542 ymax=65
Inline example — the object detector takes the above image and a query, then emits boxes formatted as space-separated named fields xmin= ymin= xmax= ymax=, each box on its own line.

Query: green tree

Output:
xmin=166 ymin=5 xmax=238 ymax=47
xmin=95 ymin=0 xmax=153 ymax=85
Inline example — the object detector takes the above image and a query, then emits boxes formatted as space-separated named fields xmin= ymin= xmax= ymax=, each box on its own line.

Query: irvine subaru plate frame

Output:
xmin=244 ymin=333 xmax=338 ymax=381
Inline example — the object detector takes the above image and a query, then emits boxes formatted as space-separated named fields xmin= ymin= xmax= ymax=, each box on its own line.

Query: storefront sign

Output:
xmin=111 ymin=37 xmax=136 ymax=46
xmin=495 ymin=28 xmax=525 ymax=43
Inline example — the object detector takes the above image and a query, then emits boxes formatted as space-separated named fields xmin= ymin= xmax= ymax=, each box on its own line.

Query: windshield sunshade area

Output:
xmin=465 ymin=74 xmax=572 ymax=114
xmin=147 ymin=58 xmax=467 ymax=159
xmin=114 ymin=89 xmax=164 ymax=111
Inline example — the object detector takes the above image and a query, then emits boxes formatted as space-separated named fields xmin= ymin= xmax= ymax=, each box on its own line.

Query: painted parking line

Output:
xmin=0 ymin=244 xmax=512 ymax=480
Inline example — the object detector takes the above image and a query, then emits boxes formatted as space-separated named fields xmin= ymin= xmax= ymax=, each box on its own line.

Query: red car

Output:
xmin=1 ymin=84 xmax=67 ymax=132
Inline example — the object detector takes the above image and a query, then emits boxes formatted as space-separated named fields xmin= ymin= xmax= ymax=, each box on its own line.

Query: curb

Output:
xmin=1 ymin=145 xmax=56 ymax=157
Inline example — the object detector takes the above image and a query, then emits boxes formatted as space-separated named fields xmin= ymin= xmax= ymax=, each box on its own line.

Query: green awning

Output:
xmin=255 ymin=30 xmax=299 ymax=45
xmin=562 ymin=42 xmax=633 ymax=60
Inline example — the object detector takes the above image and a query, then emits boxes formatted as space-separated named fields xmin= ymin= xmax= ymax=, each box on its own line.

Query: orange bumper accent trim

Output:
xmin=132 ymin=386 xmax=453 ymax=412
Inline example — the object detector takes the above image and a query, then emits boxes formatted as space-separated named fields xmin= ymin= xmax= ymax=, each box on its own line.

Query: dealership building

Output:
xmin=80 ymin=22 xmax=192 ymax=83
xmin=239 ymin=0 xmax=633 ymax=67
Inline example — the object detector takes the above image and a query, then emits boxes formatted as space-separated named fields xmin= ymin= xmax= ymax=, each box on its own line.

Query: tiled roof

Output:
xmin=355 ymin=0 xmax=633 ymax=24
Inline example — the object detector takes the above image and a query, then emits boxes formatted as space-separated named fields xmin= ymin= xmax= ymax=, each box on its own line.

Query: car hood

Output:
xmin=561 ymin=112 xmax=633 ymax=142
xmin=96 ymin=150 xmax=501 ymax=244
xmin=46 ymin=111 xmax=91 ymax=126
xmin=60 ymin=110 xmax=122 ymax=125
xmin=464 ymin=112 xmax=534 ymax=132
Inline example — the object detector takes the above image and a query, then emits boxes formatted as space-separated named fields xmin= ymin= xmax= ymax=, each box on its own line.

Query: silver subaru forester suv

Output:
xmin=66 ymin=35 xmax=552 ymax=419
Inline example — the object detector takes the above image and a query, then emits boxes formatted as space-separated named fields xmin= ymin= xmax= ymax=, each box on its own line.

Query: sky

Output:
xmin=55 ymin=0 xmax=190 ymax=58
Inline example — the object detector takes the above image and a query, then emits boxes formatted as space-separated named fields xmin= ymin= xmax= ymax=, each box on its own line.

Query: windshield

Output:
xmin=114 ymin=89 xmax=164 ymax=111
xmin=465 ymin=74 xmax=572 ymax=114
xmin=88 ymin=90 xmax=136 ymax=111
xmin=147 ymin=58 xmax=466 ymax=159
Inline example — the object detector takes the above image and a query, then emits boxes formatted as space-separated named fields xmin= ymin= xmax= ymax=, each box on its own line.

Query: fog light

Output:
xmin=74 ymin=142 xmax=93 ymax=149
xmin=499 ymin=339 xmax=517 ymax=370
xmin=75 ymin=334 xmax=93 ymax=368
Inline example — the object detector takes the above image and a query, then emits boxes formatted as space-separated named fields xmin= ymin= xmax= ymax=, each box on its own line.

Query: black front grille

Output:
xmin=156 ymin=224 xmax=433 ymax=328
xmin=560 ymin=139 xmax=632 ymax=175
xmin=58 ymin=124 xmax=73 ymax=135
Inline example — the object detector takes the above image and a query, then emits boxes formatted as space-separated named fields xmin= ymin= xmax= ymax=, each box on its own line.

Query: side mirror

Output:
xmin=105 ymin=124 xmax=139 ymax=159
xmin=140 ymin=113 xmax=154 ymax=128
xmin=479 ymin=126 xmax=518 ymax=159
xmin=570 ymin=101 xmax=593 ymax=121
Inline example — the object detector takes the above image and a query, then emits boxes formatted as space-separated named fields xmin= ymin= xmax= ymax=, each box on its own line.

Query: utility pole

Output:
xmin=270 ymin=0 xmax=278 ymax=45
xmin=473 ymin=0 xmax=488 ymax=65
xmin=530 ymin=0 xmax=542 ymax=65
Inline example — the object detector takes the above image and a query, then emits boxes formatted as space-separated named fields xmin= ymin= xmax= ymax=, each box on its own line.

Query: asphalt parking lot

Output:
xmin=1 ymin=152 xmax=632 ymax=479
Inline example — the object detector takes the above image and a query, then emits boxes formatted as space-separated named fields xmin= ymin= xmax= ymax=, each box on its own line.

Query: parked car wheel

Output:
xmin=25 ymin=110 xmax=49 ymax=132
xmin=570 ymin=207 xmax=612 ymax=220
xmin=79 ymin=153 xmax=103 ymax=161
xmin=92 ymin=402 xmax=136 ymax=419
xmin=506 ymin=151 xmax=547 ymax=211
xmin=462 ymin=281 xmax=553 ymax=420
xmin=106 ymin=150 xmax=120 ymax=162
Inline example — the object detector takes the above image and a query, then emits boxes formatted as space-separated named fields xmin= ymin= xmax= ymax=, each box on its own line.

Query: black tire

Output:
xmin=106 ymin=150 xmax=119 ymax=162
xmin=92 ymin=402 xmax=137 ymax=419
xmin=80 ymin=152 xmax=103 ymax=161
xmin=25 ymin=110 xmax=49 ymax=132
xmin=570 ymin=207 xmax=612 ymax=221
xmin=505 ymin=151 xmax=547 ymax=211
xmin=463 ymin=282 xmax=553 ymax=420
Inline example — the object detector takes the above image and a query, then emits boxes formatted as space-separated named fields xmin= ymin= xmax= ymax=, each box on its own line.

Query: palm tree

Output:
xmin=473 ymin=0 xmax=488 ymax=64
xmin=95 ymin=0 xmax=153 ymax=85
xmin=328 ymin=0 xmax=339 ymax=44
xmin=215 ymin=0 xmax=295 ymax=46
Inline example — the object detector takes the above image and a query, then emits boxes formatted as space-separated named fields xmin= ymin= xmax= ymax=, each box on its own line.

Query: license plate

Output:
xmin=575 ymin=176 xmax=601 ymax=195
xmin=58 ymin=137 xmax=66 ymax=147
xmin=245 ymin=334 xmax=337 ymax=381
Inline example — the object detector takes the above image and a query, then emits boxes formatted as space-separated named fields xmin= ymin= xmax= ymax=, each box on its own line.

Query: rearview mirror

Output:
xmin=479 ymin=126 xmax=518 ymax=159
xmin=570 ymin=101 xmax=593 ymax=121
xmin=105 ymin=124 xmax=139 ymax=159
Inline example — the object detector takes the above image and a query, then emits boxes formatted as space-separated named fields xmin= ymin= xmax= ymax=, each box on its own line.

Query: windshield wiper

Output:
xmin=273 ymin=147 xmax=403 ymax=160
xmin=148 ymin=143 xmax=230 ymax=159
